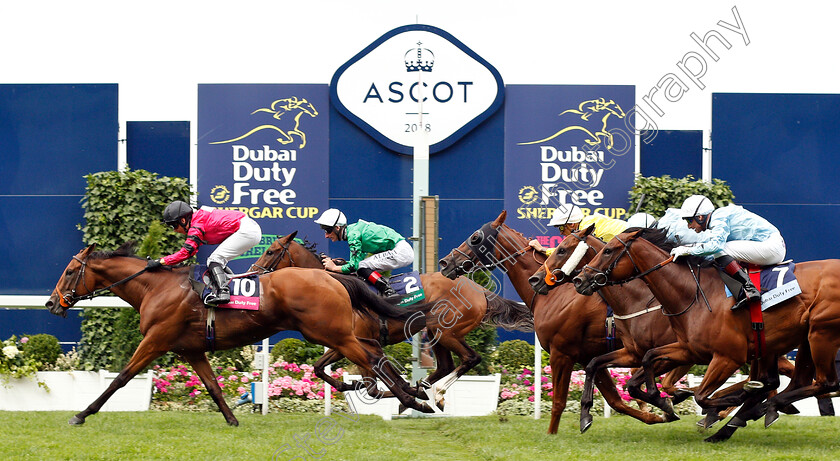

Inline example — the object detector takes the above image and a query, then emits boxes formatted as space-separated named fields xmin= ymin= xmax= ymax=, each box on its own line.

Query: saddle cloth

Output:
xmin=724 ymin=260 xmax=801 ymax=311
xmin=191 ymin=265 xmax=260 ymax=310
xmin=364 ymin=271 xmax=426 ymax=306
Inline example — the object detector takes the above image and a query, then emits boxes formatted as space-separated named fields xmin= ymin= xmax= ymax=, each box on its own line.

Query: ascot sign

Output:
xmin=330 ymin=24 xmax=504 ymax=154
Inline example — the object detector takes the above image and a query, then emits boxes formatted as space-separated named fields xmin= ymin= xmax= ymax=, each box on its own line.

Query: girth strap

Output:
xmin=747 ymin=265 xmax=766 ymax=360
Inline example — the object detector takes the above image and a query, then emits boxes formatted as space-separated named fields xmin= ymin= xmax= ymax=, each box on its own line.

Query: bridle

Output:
xmin=58 ymin=254 xmax=151 ymax=307
xmin=250 ymin=239 xmax=293 ymax=274
xmin=446 ymin=223 xmax=531 ymax=276
xmin=541 ymin=232 xmax=593 ymax=287
xmin=579 ymin=232 xmax=710 ymax=316
xmin=581 ymin=233 xmax=674 ymax=288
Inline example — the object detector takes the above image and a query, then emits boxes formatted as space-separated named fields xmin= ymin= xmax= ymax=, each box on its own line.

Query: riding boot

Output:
xmin=357 ymin=268 xmax=398 ymax=297
xmin=715 ymin=255 xmax=760 ymax=310
xmin=204 ymin=262 xmax=231 ymax=305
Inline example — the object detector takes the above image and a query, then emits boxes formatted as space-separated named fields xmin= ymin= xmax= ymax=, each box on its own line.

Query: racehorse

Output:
xmin=517 ymin=97 xmax=627 ymax=150
xmin=210 ymin=96 xmax=318 ymax=148
xmin=438 ymin=211 xmax=679 ymax=434
xmin=45 ymin=242 xmax=437 ymax=426
xmin=529 ymin=225 xmax=796 ymax=433
xmin=572 ymin=227 xmax=836 ymax=442
xmin=249 ymin=232 xmax=534 ymax=409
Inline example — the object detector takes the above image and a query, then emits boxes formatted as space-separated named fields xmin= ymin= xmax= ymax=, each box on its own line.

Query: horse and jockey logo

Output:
xmin=518 ymin=98 xmax=626 ymax=150
xmin=210 ymin=96 xmax=319 ymax=149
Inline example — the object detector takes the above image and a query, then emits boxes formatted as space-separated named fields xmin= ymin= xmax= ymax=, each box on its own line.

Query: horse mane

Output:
xmin=635 ymin=228 xmax=715 ymax=268
xmin=89 ymin=241 xmax=144 ymax=260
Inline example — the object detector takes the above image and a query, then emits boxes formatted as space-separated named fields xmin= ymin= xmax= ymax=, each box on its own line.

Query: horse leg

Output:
xmin=69 ymin=334 xmax=166 ymax=425
xmin=659 ymin=365 xmax=693 ymax=405
xmin=425 ymin=338 xmax=481 ymax=411
xmin=765 ymin=337 xmax=840 ymax=427
xmin=313 ymin=348 xmax=355 ymax=392
xmin=183 ymin=352 xmax=239 ymax=426
xmin=580 ymin=348 xmax=674 ymax=434
xmin=546 ymin=350 xmax=573 ymax=435
xmin=336 ymin=338 xmax=433 ymax=413
xmin=631 ymin=344 xmax=693 ymax=417
xmin=591 ymin=367 xmax=679 ymax=428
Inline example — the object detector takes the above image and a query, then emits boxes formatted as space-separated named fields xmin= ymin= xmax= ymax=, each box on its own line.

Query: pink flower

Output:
xmin=528 ymin=395 xmax=535 ymax=402
xmin=20 ymin=337 xmax=29 ymax=344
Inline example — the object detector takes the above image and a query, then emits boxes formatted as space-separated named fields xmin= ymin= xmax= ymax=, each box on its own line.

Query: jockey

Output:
xmin=626 ymin=212 xmax=657 ymax=229
xmin=314 ymin=208 xmax=414 ymax=297
xmin=148 ymin=201 xmax=262 ymax=306
xmin=668 ymin=194 xmax=786 ymax=310
xmin=528 ymin=204 xmax=628 ymax=255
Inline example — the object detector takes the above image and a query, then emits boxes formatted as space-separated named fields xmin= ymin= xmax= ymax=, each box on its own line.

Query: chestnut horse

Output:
xmin=249 ymin=232 xmax=534 ymax=409
xmin=573 ymin=228 xmax=835 ymax=442
xmin=438 ymin=211 xmax=678 ymax=434
xmin=529 ymin=225 xmax=796 ymax=433
xmin=45 ymin=243 xmax=437 ymax=426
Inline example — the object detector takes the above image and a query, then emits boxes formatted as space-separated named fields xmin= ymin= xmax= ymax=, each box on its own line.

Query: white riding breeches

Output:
xmin=207 ymin=217 xmax=263 ymax=266
xmin=357 ymin=239 xmax=415 ymax=272
xmin=716 ymin=232 xmax=786 ymax=266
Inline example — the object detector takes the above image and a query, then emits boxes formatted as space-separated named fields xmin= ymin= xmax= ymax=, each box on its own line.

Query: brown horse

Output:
xmin=45 ymin=242 xmax=437 ymax=426
xmin=529 ymin=225 xmax=796 ymax=433
xmin=249 ymin=232 xmax=534 ymax=409
xmin=573 ymin=228 xmax=834 ymax=442
xmin=438 ymin=211 xmax=679 ymax=434
xmin=527 ymin=224 xmax=690 ymax=432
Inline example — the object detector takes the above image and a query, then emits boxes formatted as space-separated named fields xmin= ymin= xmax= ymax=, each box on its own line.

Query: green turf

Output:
xmin=2 ymin=411 xmax=839 ymax=460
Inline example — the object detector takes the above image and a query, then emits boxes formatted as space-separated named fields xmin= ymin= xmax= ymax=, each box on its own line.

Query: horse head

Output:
xmin=572 ymin=229 xmax=647 ymax=296
xmin=439 ymin=210 xmax=534 ymax=280
xmin=46 ymin=244 xmax=98 ymax=317
xmin=249 ymin=231 xmax=322 ymax=273
xmin=528 ymin=224 xmax=599 ymax=295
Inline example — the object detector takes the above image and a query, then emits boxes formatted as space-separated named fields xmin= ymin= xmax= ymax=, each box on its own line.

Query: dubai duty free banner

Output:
xmin=197 ymin=84 xmax=329 ymax=272
xmin=503 ymin=84 xmax=635 ymax=299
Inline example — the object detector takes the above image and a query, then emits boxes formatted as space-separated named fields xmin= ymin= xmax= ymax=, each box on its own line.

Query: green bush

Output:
xmin=271 ymin=338 xmax=325 ymax=365
xmin=495 ymin=340 xmax=534 ymax=374
xmin=75 ymin=168 xmax=193 ymax=371
xmin=21 ymin=334 xmax=62 ymax=370
xmin=382 ymin=342 xmax=413 ymax=371
xmin=628 ymin=174 xmax=735 ymax=219
xmin=463 ymin=326 xmax=498 ymax=375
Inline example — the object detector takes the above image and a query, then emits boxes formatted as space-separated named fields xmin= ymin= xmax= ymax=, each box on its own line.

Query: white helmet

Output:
xmin=314 ymin=208 xmax=347 ymax=229
xmin=548 ymin=204 xmax=584 ymax=227
xmin=626 ymin=212 xmax=656 ymax=228
xmin=679 ymin=195 xmax=715 ymax=218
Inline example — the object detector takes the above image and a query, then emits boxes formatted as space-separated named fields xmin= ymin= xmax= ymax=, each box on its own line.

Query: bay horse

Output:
xmin=438 ymin=211 xmax=678 ymax=434
xmin=573 ymin=228 xmax=835 ymax=442
xmin=249 ymin=231 xmax=534 ymax=409
xmin=529 ymin=225 xmax=796 ymax=433
xmin=45 ymin=242 xmax=437 ymax=426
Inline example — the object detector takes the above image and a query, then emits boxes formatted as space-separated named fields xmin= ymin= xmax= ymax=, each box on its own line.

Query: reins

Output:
xmin=60 ymin=255 xmax=153 ymax=307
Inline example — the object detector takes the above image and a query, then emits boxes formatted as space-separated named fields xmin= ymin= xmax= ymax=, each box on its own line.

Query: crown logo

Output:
xmin=404 ymin=41 xmax=435 ymax=72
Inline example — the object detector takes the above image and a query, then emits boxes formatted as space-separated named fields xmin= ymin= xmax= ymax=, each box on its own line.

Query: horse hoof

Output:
xmin=580 ymin=416 xmax=593 ymax=434
xmin=398 ymin=404 xmax=407 ymax=414
xmin=665 ymin=412 xmax=680 ymax=423
xmin=416 ymin=402 xmax=435 ymax=413
xmin=743 ymin=380 xmax=764 ymax=391
xmin=726 ymin=416 xmax=747 ymax=428
xmin=436 ymin=399 xmax=445 ymax=412
xmin=227 ymin=418 xmax=240 ymax=427
xmin=68 ymin=415 xmax=85 ymax=425
xmin=765 ymin=409 xmax=780 ymax=428
xmin=701 ymin=413 xmax=720 ymax=429
xmin=779 ymin=403 xmax=799 ymax=415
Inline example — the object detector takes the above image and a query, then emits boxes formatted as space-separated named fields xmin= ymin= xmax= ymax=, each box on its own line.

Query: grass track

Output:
xmin=3 ymin=411 xmax=840 ymax=460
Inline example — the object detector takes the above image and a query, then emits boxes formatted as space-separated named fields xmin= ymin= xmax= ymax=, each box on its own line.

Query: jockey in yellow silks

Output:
xmin=528 ymin=204 xmax=629 ymax=256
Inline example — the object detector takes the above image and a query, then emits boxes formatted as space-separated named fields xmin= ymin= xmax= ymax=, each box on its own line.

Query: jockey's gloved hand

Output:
xmin=331 ymin=258 xmax=347 ymax=266
xmin=146 ymin=259 xmax=164 ymax=271
xmin=669 ymin=246 xmax=692 ymax=260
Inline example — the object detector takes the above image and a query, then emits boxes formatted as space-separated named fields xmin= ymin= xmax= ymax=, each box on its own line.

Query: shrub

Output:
xmin=464 ymin=326 xmax=497 ymax=375
xmin=382 ymin=342 xmax=412 ymax=371
xmin=495 ymin=340 xmax=534 ymax=374
xmin=271 ymin=338 xmax=325 ymax=365
xmin=21 ymin=334 xmax=62 ymax=370
xmin=628 ymin=174 xmax=735 ymax=218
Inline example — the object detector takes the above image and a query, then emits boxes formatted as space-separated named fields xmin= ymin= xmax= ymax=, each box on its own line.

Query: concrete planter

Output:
xmin=0 ymin=370 xmax=153 ymax=411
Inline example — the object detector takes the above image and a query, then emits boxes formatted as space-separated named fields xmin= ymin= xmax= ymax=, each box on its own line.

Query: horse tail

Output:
xmin=482 ymin=293 xmax=534 ymax=332
xmin=329 ymin=273 xmax=417 ymax=322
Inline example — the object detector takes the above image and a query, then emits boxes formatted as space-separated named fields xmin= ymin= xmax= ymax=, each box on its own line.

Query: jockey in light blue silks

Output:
xmin=663 ymin=195 xmax=787 ymax=310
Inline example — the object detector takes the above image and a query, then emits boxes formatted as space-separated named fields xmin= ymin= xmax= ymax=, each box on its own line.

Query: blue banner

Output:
xmin=503 ymin=84 xmax=635 ymax=298
xmin=197 ymin=84 xmax=329 ymax=272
